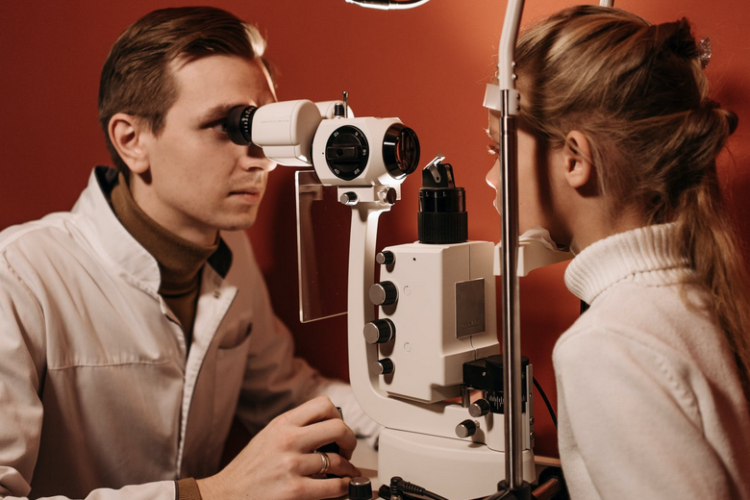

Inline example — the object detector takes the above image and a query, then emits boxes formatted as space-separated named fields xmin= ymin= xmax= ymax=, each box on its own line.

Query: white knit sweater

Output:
xmin=554 ymin=224 xmax=750 ymax=499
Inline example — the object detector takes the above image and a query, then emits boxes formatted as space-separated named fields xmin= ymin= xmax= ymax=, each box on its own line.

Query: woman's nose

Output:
xmin=486 ymin=158 xmax=500 ymax=189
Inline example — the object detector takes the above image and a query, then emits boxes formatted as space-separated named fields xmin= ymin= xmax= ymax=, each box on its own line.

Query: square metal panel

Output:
xmin=455 ymin=278 xmax=485 ymax=338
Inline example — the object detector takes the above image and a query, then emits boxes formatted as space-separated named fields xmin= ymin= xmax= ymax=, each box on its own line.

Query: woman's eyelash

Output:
xmin=488 ymin=143 xmax=501 ymax=155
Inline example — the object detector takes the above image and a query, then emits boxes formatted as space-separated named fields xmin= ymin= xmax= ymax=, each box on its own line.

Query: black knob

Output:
xmin=369 ymin=281 xmax=398 ymax=306
xmin=455 ymin=419 xmax=478 ymax=438
xmin=376 ymin=251 xmax=395 ymax=265
xmin=373 ymin=358 xmax=394 ymax=375
xmin=469 ymin=398 xmax=491 ymax=418
xmin=349 ymin=477 xmax=372 ymax=500
xmin=363 ymin=319 xmax=395 ymax=344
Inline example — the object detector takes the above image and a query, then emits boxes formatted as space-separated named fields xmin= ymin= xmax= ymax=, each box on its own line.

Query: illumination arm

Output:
xmin=345 ymin=0 xmax=431 ymax=10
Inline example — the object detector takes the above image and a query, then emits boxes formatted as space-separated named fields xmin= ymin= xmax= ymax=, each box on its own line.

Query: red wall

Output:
xmin=2 ymin=0 xmax=749 ymax=459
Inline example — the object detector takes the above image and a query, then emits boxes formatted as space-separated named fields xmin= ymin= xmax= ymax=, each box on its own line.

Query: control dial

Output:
xmin=348 ymin=477 xmax=373 ymax=500
xmin=373 ymin=358 xmax=395 ymax=375
xmin=363 ymin=319 xmax=395 ymax=344
xmin=455 ymin=419 xmax=478 ymax=438
xmin=469 ymin=398 xmax=491 ymax=418
xmin=376 ymin=251 xmax=395 ymax=265
xmin=369 ymin=281 xmax=398 ymax=306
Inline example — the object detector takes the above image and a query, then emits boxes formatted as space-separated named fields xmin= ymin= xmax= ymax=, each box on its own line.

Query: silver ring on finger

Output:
xmin=316 ymin=451 xmax=331 ymax=475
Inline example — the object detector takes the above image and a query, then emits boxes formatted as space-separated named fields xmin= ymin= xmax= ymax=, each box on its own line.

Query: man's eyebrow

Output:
xmin=199 ymin=97 xmax=277 ymax=123
xmin=199 ymin=103 xmax=241 ymax=123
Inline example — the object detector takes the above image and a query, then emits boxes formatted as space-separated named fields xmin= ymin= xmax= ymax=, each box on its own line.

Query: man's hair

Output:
xmin=98 ymin=6 xmax=268 ymax=173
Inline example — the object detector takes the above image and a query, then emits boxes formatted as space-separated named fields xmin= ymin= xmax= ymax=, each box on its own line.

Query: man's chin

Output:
xmin=219 ymin=220 xmax=257 ymax=232
xmin=214 ymin=208 xmax=260 ymax=233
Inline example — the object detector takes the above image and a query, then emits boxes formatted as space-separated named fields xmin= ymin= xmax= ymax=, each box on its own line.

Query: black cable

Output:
xmin=400 ymin=481 xmax=449 ymax=500
xmin=381 ymin=478 xmax=450 ymax=500
xmin=533 ymin=376 xmax=557 ymax=429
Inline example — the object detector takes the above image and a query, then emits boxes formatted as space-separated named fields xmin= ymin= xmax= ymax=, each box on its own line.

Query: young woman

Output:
xmin=486 ymin=6 xmax=750 ymax=499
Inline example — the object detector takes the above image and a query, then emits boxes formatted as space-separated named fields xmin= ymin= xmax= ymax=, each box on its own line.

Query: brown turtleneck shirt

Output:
xmin=110 ymin=173 xmax=218 ymax=352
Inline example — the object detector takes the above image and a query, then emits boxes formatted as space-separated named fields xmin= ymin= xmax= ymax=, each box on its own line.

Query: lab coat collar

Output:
xmin=72 ymin=167 xmax=233 ymax=294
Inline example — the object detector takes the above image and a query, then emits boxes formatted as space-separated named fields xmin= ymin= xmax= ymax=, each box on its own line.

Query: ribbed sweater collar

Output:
xmin=564 ymin=223 xmax=687 ymax=305
xmin=110 ymin=173 xmax=218 ymax=295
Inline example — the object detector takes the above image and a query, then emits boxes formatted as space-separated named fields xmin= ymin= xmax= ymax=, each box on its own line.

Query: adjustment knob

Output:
xmin=376 ymin=251 xmax=395 ymax=265
xmin=455 ymin=419 xmax=478 ymax=438
xmin=363 ymin=319 xmax=395 ymax=344
xmin=373 ymin=358 xmax=394 ymax=375
xmin=340 ymin=192 xmax=358 ymax=206
xmin=348 ymin=477 xmax=372 ymax=500
xmin=469 ymin=398 xmax=491 ymax=418
xmin=369 ymin=281 xmax=398 ymax=306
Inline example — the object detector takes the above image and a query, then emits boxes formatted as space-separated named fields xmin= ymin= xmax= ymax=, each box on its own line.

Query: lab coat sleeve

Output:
xmin=0 ymin=254 xmax=176 ymax=500
xmin=553 ymin=328 xmax=733 ymax=500
xmin=227 ymin=231 xmax=380 ymax=442
xmin=227 ymin=231 xmax=327 ymax=434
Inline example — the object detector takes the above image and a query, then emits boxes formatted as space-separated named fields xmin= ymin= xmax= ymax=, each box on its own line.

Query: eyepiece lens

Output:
xmin=383 ymin=124 xmax=420 ymax=179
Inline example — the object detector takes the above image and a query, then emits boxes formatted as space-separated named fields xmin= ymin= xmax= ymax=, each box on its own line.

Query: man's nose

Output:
xmin=240 ymin=144 xmax=277 ymax=172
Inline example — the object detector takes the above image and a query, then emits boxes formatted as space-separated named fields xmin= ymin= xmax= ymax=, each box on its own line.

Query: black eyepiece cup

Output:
xmin=226 ymin=105 xmax=258 ymax=146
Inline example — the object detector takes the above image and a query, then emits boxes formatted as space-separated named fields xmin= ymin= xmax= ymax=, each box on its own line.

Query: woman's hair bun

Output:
xmin=721 ymin=108 xmax=739 ymax=136
xmin=652 ymin=18 xmax=699 ymax=60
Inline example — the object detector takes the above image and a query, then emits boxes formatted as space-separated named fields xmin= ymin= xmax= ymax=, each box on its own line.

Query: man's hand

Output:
xmin=197 ymin=397 xmax=361 ymax=500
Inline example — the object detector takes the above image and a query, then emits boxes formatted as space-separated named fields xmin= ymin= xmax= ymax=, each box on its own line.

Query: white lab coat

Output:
xmin=554 ymin=223 xmax=750 ymax=499
xmin=0 ymin=167 xmax=368 ymax=499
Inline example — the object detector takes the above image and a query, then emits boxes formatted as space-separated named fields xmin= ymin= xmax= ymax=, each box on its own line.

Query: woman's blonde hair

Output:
xmin=515 ymin=6 xmax=750 ymax=402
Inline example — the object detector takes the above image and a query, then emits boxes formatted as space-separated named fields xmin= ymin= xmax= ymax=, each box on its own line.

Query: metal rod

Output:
xmin=497 ymin=0 xmax=525 ymax=490
xmin=500 ymin=90 xmax=523 ymax=489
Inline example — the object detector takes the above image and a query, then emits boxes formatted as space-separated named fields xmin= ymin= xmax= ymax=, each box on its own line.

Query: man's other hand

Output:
xmin=197 ymin=396 xmax=360 ymax=500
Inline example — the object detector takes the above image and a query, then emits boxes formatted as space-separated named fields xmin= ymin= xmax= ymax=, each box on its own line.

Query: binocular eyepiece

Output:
xmin=223 ymin=101 xmax=420 ymax=184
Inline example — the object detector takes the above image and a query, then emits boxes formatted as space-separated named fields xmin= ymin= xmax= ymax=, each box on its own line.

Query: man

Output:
xmin=0 ymin=7 xmax=375 ymax=500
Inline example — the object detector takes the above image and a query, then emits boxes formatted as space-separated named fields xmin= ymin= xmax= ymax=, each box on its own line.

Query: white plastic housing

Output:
xmin=379 ymin=428 xmax=536 ymax=500
xmin=376 ymin=241 xmax=499 ymax=403
xmin=311 ymin=116 xmax=407 ymax=187
xmin=251 ymin=100 xmax=322 ymax=166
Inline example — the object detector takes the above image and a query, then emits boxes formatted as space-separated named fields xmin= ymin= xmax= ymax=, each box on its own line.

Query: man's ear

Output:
xmin=563 ymin=130 xmax=594 ymax=190
xmin=108 ymin=113 xmax=151 ymax=174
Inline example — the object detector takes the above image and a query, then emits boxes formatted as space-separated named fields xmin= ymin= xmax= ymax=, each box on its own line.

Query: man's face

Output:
xmin=135 ymin=55 xmax=277 ymax=244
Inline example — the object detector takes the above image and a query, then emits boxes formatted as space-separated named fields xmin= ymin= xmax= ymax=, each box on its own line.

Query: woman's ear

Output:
xmin=563 ymin=130 xmax=594 ymax=190
xmin=108 ymin=113 xmax=151 ymax=174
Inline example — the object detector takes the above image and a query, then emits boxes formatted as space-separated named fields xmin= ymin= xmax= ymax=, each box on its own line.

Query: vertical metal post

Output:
xmin=496 ymin=0 xmax=525 ymax=489
xmin=500 ymin=90 xmax=523 ymax=489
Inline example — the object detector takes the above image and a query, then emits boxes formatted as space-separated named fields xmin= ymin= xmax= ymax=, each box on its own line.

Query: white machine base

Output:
xmin=378 ymin=427 xmax=536 ymax=500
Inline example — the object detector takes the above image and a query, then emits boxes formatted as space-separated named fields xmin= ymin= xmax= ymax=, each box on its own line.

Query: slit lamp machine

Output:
xmin=225 ymin=0 xmax=613 ymax=497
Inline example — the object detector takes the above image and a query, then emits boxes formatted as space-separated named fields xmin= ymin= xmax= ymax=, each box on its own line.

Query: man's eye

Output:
xmin=213 ymin=119 xmax=228 ymax=133
xmin=205 ymin=118 xmax=228 ymax=133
